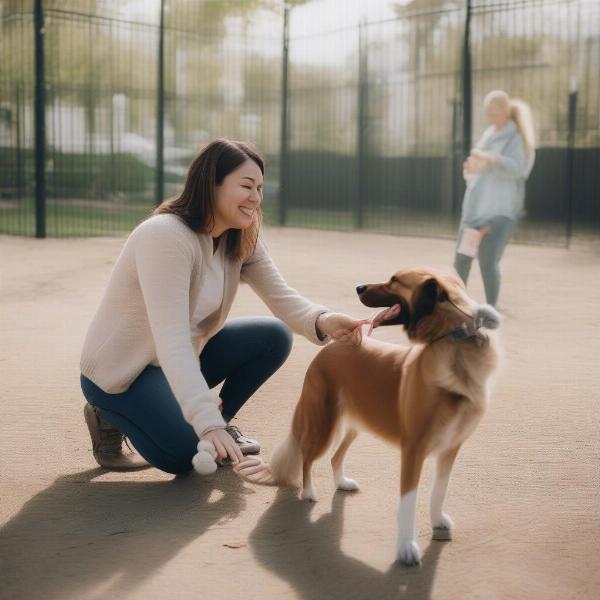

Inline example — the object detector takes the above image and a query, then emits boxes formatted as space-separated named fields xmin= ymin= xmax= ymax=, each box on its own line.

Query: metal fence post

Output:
xmin=566 ymin=83 xmax=577 ymax=248
xmin=33 ymin=0 xmax=46 ymax=238
xmin=461 ymin=0 xmax=473 ymax=161
xmin=564 ymin=0 xmax=582 ymax=248
xmin=356 ymin=19 xmax=368 ymax=229
xmin=279 ymin=2 xmax=290 ymax=226
xmin=16 ymin=83 xmax=25 ymax=201
xmin=451 ymin=95 xmax=461 ymax=220
xmin=155 ymin=0 xmax=165 ymax=207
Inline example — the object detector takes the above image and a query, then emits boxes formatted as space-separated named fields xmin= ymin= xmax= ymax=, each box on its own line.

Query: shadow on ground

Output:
xmin=250 ymin=488 xmax=445 ymax=600
xmin=0 ymin=468 xmax=246 ymax=599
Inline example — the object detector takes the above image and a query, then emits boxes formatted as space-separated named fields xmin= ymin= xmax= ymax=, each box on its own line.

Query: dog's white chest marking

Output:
xmin=429 ymin=343 xmax=497 ymax=413
xmin=431 ymin=404 xmax=484 ymax=455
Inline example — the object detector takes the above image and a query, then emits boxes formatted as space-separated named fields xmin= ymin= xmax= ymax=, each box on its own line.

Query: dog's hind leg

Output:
xmin=301 ymin=459 xmax=317 ymax=502
xmin=300 ymin=422 xmax=337 ymax=502
xmin=294 ymin=367 xmax=341 ymax=502
xmin=294 ymin=376 xmax=341 ymax=502
xmin=430 ymin=446 xmax=460 ymax=541
xmin=331 ymin=427 xmax=359 ymax=492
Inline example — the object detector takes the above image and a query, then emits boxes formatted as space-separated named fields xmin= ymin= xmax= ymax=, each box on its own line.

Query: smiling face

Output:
xmin=211 ymin=159 xmax=263 ymax=238
xmin=356 ymin=268 xmax=477 ymax=341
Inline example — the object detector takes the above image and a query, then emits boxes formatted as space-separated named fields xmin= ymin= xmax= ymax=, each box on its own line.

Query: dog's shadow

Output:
xmin=249 ymin=488 xmax=445 ymax=600
xmin=0 ymin=468 xmax=246 ymax=599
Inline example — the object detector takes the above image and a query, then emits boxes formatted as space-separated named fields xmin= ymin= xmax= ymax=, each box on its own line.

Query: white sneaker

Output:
xmin=225 ymin=424 xmax=261 ymax=455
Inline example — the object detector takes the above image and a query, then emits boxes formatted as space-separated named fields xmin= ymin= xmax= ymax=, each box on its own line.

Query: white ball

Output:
xmin=197 ymin=439 xmax=217 ymax=459
xmin=192 ymin=440 xmax=218 ymax=475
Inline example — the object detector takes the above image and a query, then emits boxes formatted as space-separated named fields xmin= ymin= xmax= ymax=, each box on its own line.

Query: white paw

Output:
xmin=300 ymin=488 xmax=317 ymax=502
xmin=396 ymin=540 xmax=422 ymax=566
xmin=432 ymin=512 xmax=454 ymax=541
xmin=336 ymin=476 xmax=360 ymax=492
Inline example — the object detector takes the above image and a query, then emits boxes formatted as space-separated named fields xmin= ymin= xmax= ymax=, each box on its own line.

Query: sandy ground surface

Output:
xmin=1 ymin=227 xmax=599 ymax=600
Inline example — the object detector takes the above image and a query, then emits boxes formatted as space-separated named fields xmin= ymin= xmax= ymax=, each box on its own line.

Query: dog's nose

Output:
xmin=356 ymin=284 xmax=367 ymax=295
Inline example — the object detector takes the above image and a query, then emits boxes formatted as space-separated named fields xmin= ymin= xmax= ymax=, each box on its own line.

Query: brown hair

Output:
xmin=154 ymin=138 xmax=264 ymax=260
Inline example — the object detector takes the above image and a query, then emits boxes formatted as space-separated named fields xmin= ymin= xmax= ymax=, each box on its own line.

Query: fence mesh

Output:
xmin=0 ymin=0 xmax=598 ymax=244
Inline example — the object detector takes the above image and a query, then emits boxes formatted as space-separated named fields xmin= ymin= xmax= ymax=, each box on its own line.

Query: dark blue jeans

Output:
xmin=80 ymin=316 xmax=293 ymax=474
xmin=453 ymin=216 xmax=514 ymax=307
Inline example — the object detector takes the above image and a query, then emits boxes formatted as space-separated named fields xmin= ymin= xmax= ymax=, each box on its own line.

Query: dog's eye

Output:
xmin=390 ymin=276 xmax=398 ymax=284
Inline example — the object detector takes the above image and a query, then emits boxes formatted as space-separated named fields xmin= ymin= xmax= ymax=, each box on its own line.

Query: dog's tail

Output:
xmin=235 ymin=432 xmax=302 ymax=487
xmin=270 ymin=433 xmax=303 ymax=485
xmin=235 ymin=359 xmax=336 ymax=487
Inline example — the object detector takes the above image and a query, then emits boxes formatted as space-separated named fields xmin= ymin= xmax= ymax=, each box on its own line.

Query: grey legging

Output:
xmin=453 ymin=215 xmax=514 ymax=307
xmin=80 ymin=316 xmax=293 ymax=474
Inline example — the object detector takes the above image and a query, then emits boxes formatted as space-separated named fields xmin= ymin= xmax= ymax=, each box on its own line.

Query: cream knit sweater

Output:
xmin=81 ymin=214 xmax=329 ymax=438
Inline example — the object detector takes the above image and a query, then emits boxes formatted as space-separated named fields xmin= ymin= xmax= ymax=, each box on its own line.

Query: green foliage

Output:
xmin=0 ymin=147 xmax=159 ymax=198
xmin=49 ymin=152 xmax=155 ymax=197
xmin=0 ymin=201 xmax=151 ymax=236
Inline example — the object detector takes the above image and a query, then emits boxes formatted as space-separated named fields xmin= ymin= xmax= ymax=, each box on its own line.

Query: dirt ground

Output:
xmin=1 ymin=227 xmax=599 ymax=600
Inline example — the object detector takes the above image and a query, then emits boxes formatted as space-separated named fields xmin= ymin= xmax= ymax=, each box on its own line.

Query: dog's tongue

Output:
xmin=368 ymin=304 xmax=401 ymax=335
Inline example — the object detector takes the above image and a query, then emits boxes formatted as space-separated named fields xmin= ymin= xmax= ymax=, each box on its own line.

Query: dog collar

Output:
xmin=435 ymin=318 xmax=488 ymax=347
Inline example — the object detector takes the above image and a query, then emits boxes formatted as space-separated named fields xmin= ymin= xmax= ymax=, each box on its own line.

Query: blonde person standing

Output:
xmin=80 ymin=138 xmax=364 ymax=474
xmin=454 ymin=90 xmax=535 ymax=307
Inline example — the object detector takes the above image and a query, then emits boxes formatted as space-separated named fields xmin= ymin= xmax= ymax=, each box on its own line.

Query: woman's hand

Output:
xmin=201 ymin=429 xmax=244 ymax=464
xmin=464 ymin=149 xmax=496 ymax=178
xmin=464 ymin=155 xmax=484 ymax=177
xmin=471 ymin=149 xmax=496 ymax=168
xmin=316 ymin=312 xmax=367 ymax=345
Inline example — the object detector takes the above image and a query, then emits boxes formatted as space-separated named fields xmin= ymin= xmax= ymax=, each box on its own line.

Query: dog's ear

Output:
xmin=411 ymin=277 xmax=447 ymax=323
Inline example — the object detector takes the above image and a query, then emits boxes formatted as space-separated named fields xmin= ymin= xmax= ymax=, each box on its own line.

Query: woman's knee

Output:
xmin=478 ymin=255 xmax=501 ymax=290
xmin=162 ymin=433 xmax=199 ymax=474
xmin=478 ymin=245 xmax=500 ymax=271
xmin=162 ymin=458 xmax=194 ymax=475
xmin=151 ymin=444 xmax=196 ymax=475
xmin=262 ymin=317 xmax=293 ymax=360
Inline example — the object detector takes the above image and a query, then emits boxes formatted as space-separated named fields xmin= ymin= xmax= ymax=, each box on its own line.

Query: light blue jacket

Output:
xmin=461 ymin=120 xmax=534 ymax=227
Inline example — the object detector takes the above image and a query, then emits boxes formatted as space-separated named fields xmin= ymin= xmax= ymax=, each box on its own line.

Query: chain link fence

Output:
xmin=1 ymin=0 xmax=598 ymax=244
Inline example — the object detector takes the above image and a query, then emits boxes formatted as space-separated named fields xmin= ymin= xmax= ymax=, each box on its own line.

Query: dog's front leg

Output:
xmin=397 ymin=447 xmax=425 ymax=566
xmin=430 ymin=446 xmax=460 ymax=541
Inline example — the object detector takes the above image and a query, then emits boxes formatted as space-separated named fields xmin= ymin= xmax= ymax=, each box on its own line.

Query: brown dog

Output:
xmin=236 ymin=268 xmax=501 ymax=565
